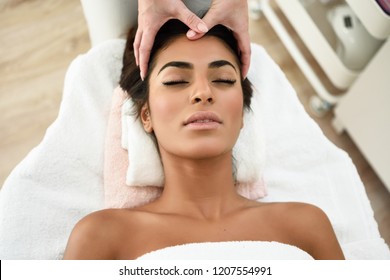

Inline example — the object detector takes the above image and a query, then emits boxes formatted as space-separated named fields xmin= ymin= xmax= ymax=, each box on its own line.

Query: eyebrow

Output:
xmin=158 ymin=61 xmax=193 ymax=75
xmin=158 ymin=60 xmax=237 ymax=75
xmin=208 ymin=60 xmax=237 ymax=72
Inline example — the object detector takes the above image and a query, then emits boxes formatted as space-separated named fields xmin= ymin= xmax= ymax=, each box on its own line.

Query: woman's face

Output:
xmin=143 ymin=35 xmax=244 ymax=160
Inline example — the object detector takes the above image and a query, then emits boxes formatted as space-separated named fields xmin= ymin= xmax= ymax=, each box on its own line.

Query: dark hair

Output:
xmin=119 ymin=19 xmax=252 ymax=118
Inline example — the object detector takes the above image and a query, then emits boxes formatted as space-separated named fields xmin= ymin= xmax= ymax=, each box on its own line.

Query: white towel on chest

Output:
xmin=137 ymin=241 xmax=314 ymax=260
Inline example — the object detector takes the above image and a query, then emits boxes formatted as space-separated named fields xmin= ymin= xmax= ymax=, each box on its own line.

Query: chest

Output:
xmin=117 ymin=214 xmax=291 ymax=259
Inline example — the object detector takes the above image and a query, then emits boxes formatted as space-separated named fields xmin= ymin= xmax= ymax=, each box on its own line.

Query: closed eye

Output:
xmin=213 ymin=79 xmax=236 ymax=85
xmin=162 ymin=80 xmax=189 ymax=86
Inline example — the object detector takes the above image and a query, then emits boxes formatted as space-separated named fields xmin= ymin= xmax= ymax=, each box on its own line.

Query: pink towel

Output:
xmin=104 ymin=87 xmax=266 ymax=209
xmin=104 ymin=87 xmax=161 ymax=208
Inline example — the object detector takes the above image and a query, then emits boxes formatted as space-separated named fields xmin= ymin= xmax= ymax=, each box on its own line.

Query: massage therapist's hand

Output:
xmin=134 ymin=0 xmax=208 ymax=80
xmin=193 ymin=0 xmax=251 ymax=78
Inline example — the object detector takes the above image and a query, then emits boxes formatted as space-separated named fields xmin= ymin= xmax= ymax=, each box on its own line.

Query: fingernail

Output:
xmin=140 ymin=71 xmax=144 ymax=81
xmin=187 ymin=30 xmax=197 ymax=38
xmin=197 ymin=22 xmax=208 ymax=33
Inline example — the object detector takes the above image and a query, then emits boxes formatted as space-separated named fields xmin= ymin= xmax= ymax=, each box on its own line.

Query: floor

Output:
xmin=1 ymin=0 xmax=389 ymax=249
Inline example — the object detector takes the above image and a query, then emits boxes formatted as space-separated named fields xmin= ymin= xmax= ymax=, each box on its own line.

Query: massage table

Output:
xmin=0 ymin=40 xmax=389 ymax=259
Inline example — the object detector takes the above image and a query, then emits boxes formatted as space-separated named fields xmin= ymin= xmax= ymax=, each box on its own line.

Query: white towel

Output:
xmin=0 ymin=40 xmax=125 ymax=259
xmin=137 ymin=241 xmax=314 ymax=260
xmin=122 ymin=102 xmax=166 ymax=187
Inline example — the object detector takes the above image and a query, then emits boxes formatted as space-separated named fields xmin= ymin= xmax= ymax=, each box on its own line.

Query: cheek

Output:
xmin=224 ymin=89 xmax=245 ymax=127
xmin=148 ymin=92 xmax=184 ymax=130
xmin=151 ymin=97 xmax=173 ymax=119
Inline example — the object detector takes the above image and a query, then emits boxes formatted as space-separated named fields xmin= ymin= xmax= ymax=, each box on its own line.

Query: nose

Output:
xmin=190 ymin=79 xmax=215 ymax=105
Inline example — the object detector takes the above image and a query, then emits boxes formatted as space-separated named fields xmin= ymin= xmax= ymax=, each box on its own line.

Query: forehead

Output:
xmin=152 ymin=35 xmax=239 ymax=71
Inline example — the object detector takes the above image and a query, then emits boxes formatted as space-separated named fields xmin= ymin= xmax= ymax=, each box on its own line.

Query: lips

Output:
xmin=184 ymin=111 xmax=222 ymax=126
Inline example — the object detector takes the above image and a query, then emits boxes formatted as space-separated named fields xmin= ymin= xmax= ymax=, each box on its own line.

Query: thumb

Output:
xmin=174 ymin=3 xmax=209 ymax=34
xmin=185 ymin=8 xmax=219 ymax=40
xmin=196 ymin=7 xmax=220 ymax=32
xmin=187 ymin=8 xmax=221 ymax=39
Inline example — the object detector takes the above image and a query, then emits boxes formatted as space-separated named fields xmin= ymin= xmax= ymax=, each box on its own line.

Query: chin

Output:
xmin=160 ymin=135 xmax=238 ymax=160
xmin=181 ymin=143 xmax=233 ymax=160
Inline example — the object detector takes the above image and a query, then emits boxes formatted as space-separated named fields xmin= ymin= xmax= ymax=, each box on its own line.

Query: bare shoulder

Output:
xmin=278 ymin=202 xmax=330 ymax=223
xmin=257 ymin=202 xmax=345 ymax=260
xmin=63 ymin=208 xmax=141 ymax=259
xmin=255 ymin=201 xmax=330 ymax=224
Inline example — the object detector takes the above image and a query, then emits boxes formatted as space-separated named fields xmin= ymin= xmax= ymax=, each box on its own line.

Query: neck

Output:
xmin=157 ymin=151 xmax=243 ymax=220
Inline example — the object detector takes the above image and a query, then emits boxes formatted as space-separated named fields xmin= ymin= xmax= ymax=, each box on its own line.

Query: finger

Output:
xmin=240 ymin=50 xmax=251 ymax=79
xmin=138 ymin=29 xmax=157 ymax=80
xmin=197 ymin=3 xmax=220 ymax=31
xmin=236 ymin=33 xmax=251 ymax=78
xmin=175 ymin=2 xmax=208 ymax=33
xmin=133 ymin=28 xmax=143 ymax=67
xmin=202 ymin=14 xmax=251 ymax=77
xmin=186 ymin=29 xmax=206 ymax=40
xmin=187 ymin=13 xmax=218 ymax=41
